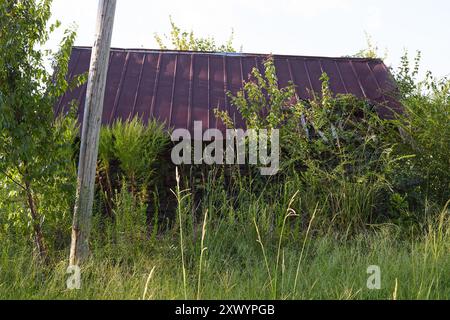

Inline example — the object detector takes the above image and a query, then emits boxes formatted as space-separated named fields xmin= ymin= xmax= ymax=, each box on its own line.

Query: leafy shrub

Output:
xmin=96 ymin=117 xmax=171 ymax=236
xmin=110 ymin=118 xmax=169 ymax=192
xmin=391 ymin=53 xmax=450 ymax=207
xmin=214 ymin=57 xmax=405 ymax=230
xmin=217 ymin=58 xmax=393 ymax=175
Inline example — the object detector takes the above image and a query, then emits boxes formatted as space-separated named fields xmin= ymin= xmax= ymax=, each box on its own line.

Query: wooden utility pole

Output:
xmin=70 ymin=0 xmax=117 ymax=266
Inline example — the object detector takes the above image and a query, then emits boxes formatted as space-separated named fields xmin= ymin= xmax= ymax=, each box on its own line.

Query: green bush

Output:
xmin=391 ymin=53 xmax=450 ymax=206
xmin=96 ymin=117 xmax=171 ymax=238
xmin=215 ymin=57 xmax=400 ymax=230
xmin=99 ymin=118 xmax=169 ymax=193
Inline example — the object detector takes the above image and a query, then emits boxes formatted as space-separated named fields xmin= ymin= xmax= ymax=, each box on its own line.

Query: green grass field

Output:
xmin=1 ymin=191 xmax=448 ymax=300
xmin=1 ymin=225 xmax=448 ymax=300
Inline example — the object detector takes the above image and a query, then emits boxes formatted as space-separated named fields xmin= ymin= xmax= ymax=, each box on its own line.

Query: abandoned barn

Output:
xmin=56 ymin=47 xmax=402 ymax=132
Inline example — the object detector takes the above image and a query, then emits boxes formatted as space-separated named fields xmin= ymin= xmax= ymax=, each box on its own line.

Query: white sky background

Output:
xmin=48 ymin=0 xmax=450 ymax=78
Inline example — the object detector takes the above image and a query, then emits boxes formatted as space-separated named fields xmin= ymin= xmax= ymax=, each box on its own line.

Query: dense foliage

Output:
xmin=0 ymin=0 xmax=85 ymax=260
xmin=96 ymin=118 xmax=171 ymax=234
xmin=391 ymin=52 xmax=450 ymax=207
xmin=215 ymin=58 xmax=403 ymax=232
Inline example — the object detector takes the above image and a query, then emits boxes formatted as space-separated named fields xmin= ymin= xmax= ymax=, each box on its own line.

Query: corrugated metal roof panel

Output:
xmin=56 ymin=47 xmax=402 ymax=131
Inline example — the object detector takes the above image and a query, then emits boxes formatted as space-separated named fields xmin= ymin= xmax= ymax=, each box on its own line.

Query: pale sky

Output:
xmin=49 ymin=0 xmax=450 ymax=78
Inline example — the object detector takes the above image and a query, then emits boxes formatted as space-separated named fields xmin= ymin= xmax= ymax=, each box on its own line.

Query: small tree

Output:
xmin=0 ymin=0 xmax=85 ymax=261
xmin=154 ymin=16 xmax=239 ymax=52
xmin=353 ymin=32 xmax=387 ymax=60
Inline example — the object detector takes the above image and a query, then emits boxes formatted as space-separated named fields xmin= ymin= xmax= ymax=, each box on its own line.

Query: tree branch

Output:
xmin=0 ymin=167 xmax=27 ymax=191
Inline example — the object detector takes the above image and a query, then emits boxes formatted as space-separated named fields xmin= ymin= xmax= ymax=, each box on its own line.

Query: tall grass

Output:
xmin=1 ymin=195 xmax=448 ymax=299
xmin=172 ymin=167 xmax=189 ymax=300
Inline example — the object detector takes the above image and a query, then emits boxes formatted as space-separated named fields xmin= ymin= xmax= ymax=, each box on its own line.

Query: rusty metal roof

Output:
xmin=56 ymin=47 xmax=402 ymax=132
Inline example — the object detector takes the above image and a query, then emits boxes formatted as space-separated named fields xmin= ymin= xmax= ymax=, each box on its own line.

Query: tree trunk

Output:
xmin=24 ymin=179 xmax=47 ymax=263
